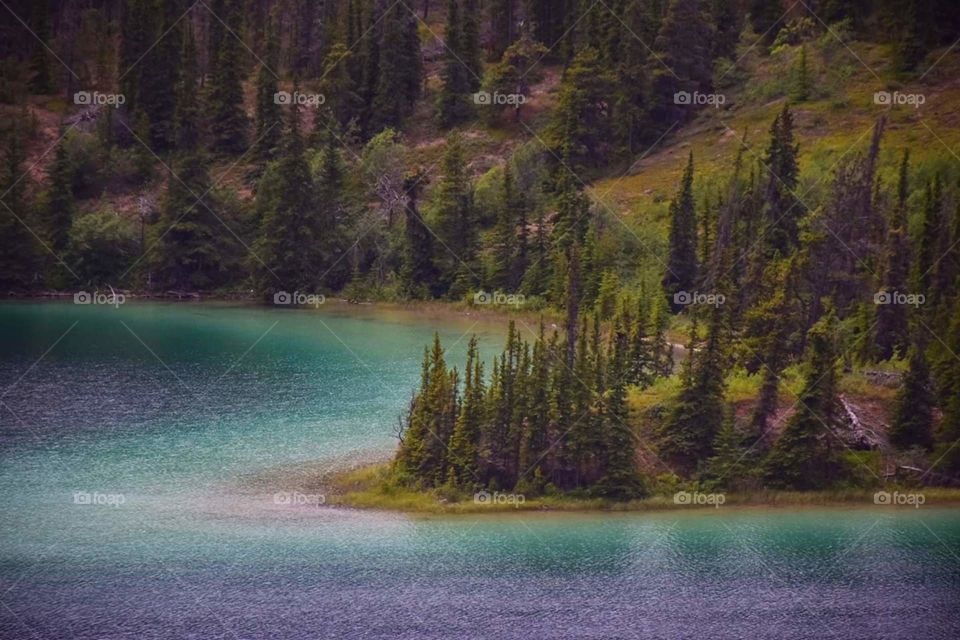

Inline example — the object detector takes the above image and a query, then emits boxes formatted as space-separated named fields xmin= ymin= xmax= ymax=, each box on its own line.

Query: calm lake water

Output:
xmin=1 ymin=301 xmax=958 ymax=639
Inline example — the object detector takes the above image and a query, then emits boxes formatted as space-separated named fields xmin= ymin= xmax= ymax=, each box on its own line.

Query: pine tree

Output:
xmin=316 ymin=127 xmax=350 ymax=290
xmin=140 ymin=0 xmax=181 ymax=150
xmin=119 ymin=0 xmax=153 ymax=115
xmin=789 ymin=45 xmax=811 ymax=102
xmin=372 ymin=4 xmax=422 ymax=132
xmin=889 ymin=343 xmax=935 ymax=450
xmin=0 ymin=126 xmax=39 ymax=289
xmin=663 ymin=152 xmax=698 ymax=309
xmin=546 ymin=47 xmax=617 ymax=170
xmin=401 ymin=167 xmax=440 ymax=297
xmin=447 ymin=336 xmax=485 ymax=486
xmin=659 ymin=303 xmax=727 ymax=471
xmin=433 ymin=133 xmax=477 ymax=295
xmin=628 ymin=293 xmax=653 ymax=387
xmin=649 ymin=0 xmax=715 ymax=127
xmin=703 ymin=408 xmax=751 ymax=489
xmin=207 ymin=0 xmax=248 ymax=155
xmin=28 ymin=0 xmax=53 ymax=94
xmin=596 ymin=309 xmax=645 ymax=499
xmin=915 ymin=175 xmax=944 ymax=295
xmin=252 ymin=16 xmax=282 ymax=170
xmin=762 ymin=105 xmax=802 ymax=257
xmin=521 ymin=210 xmax=550 ymax=297
xmin=152 ymin=32 xmax=222 ymax=292
xmin=45 ymin=130 xmax=74 ymax=254
xmin=763 ymin=311 xmax=845 ymax=490
xmin=436 ymin=0 xmax=474 ymax=127
xmin=874 ymin=150 xmax=912 ymax=361
xmin=460 ymin=0 xmax=483 ymax=92
xmin=254 ymin=93 xmax=321 ymax=294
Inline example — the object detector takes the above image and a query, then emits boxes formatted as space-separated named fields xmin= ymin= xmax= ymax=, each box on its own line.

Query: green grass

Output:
xmin=328 ymin=463 xmax=960 ymax=515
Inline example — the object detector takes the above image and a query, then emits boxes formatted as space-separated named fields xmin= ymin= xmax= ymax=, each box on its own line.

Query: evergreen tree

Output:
xmin=659 ymin=303 xmax=727 ymax=471
xmin=874 ymin=150 xmax=912 ymax=361
xmin=207 ymin=0 xmax=248 ymax=155
xmin=0 ymin=126 xmax=39 ymax=289
xmin=789 ymin=45 xmax=810 ymax=102
xmin=253 ymin=94 xmax=320 ymax=294
xmin=596 ymin=309 xmax=645 ymax=498
xmin=460 ymin=0 xmax=483 ymax=92
xmin=703 ymin=408 xmax=751 ymax=488
xmin=28 ymin=0 xmax=53 ymax=94
xmin=373 ymin=4 xmax=422 ymax=132
xmin=915 ymin=175 xmax=944 ymax=295
xmin=447 ymin=336 xmax=485 ymax=486
xmin=663 ymin=153 xmax=698 ymax=309
xmin=763 ymin=311 xmax=845 ymax=490
xmin=761 ymin=105 xmax=801 ymax=257
xmin=433 ymin=133 xmax=477 ymax=295
xmin=152 ymin=35 xmax=222 ymax=291
xmin=252 ymin=16 xmax=282 ymax=170
xmin=546 ymin=47 xmax=617 ymax=170
xmin=401 ymin=167 xmax=440 ymax=297
xmin=437 ymin=0 xmax=474 ymax=127
xmin=649 ymin=0 xmax=715 ymax=128
xmin=140 ymin=0 xmax=181 ymax=150
xmin=45 ymin=131 xmax=74 ymax=254
xmin=888 ymin=343 xmax=935 ymax=450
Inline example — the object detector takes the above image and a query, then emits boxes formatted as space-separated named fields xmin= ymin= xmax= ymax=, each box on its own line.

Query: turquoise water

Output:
xmin=1 ymin=301 xmax=958 ymax=639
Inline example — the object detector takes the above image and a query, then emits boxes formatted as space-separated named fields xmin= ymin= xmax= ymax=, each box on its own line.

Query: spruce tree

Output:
xmin=140 ymin=0 xmax=180 ymax=151
xmin=874 ymin=150 xmax=912 ymax=361
xmin=373 ymin=4 xmax=422 ymax=132
xmin=433 ymin=133 xmax=476 ymax=295
xmin=460 ymin=0 xmax=483 ymax=92
xmin=45 ymin=131 xmax=74 ymax=255
xmin=762 ymin=105 xmax=801 ymax=257
xmin=28 ymin=0 xmax=53 ymax=94
xmin=0 ymin=126 xmax=39 ymax=290
xmin=152 ymin=36 xmax=222 ymax=291
xmin=763 ymin=311 xmax=845 ymax=490
xmin=401 ymin=167 xmax=440 ymax=297
xmin=889 ymin=343 xmax=935 ymax=450
xmin=252 ymin=16 xmax=282 ymax=170
xmin=207 ymin=0 xmax=249 ymax=155
xmin=254 ymin=93 xmax=321 ymax=294
xmin=447 ymin=336 xmax=485 ymax=486
xmin=436 ymin=0 xmax=474 ymax=127
xmin=596 ymin=309 xmax=645 ymax=499
xmin=663 ymin=152 xmax=698 ymax=309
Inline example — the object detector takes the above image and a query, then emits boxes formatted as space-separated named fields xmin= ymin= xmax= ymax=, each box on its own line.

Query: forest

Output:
xmin=2 ymin=0 xmax=960 ymax=499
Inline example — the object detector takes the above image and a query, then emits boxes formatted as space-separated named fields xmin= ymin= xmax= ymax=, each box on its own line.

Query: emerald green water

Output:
xmin=1 ymin=301 xmax=958 ymax=639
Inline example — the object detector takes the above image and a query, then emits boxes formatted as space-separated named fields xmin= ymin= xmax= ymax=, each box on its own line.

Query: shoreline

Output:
xmin=3 ymin=292 xmax=563 ymax=329
xmin=324 ymin=462 xmax=960 ymax=516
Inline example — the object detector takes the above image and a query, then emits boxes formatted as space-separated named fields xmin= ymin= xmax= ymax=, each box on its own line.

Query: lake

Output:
xmin=1 ymin=301 xmax=958 ymax=639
